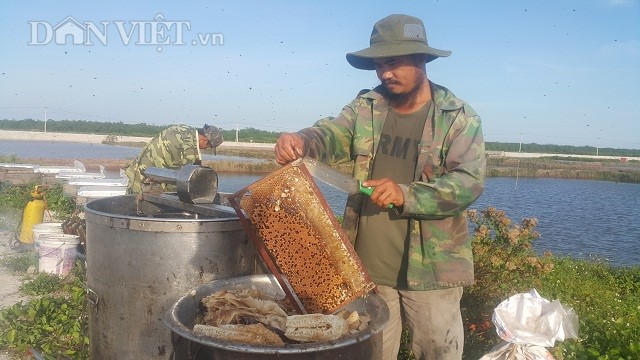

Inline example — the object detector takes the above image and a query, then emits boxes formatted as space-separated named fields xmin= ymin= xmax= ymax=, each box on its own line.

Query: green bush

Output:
xmin=0 ymin=183 xmax=76 ymax=220
xmin=20 ymin=273 xmax=64 ymax=296
xmin=539 ymin=259 xmax=640 ymax=359
xmin=0 ymin=262 xmax=89 ymax=358
xmin=463 ymin=208 xmax=640 ymax=359
xmin=43 ymin=184 xmax=76 ymax=220
xmin=0 ymin=183 xmax=36 ymax=210
xmin=462 ymin=208 xmax=553 ymax=356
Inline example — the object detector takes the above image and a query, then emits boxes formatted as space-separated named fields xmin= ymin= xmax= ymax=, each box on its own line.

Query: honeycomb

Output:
xmin=229 ymin=162 xmax=376 ymax=314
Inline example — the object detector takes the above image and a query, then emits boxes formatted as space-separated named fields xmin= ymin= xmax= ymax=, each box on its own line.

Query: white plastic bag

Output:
xmin=480 ymin=289 xmax=579 ymax=360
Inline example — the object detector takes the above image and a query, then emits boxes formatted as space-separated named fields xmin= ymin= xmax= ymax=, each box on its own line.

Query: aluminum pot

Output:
xmin=164 ymin=274 xmax=389 ymax=360
xmin=84 ymin=195 xmax=255 ymax=359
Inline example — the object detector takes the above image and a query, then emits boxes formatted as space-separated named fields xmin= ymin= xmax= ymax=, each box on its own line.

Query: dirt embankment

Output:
xmin=2 ymin=129 xmax=277 ymax=172
xmin=3 ymin=129 xmax=639 ymax=181
xmin=0 ymin=129 xmax=274 ymax=150
xmin=17 ymin=149 xmax=279 ymax=174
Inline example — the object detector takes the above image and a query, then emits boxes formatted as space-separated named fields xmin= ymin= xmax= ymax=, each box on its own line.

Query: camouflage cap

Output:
xmin=202 ymin=124 xmax=223 ymax=149
xmin=346 ymin=14 xmax=451 ymax=70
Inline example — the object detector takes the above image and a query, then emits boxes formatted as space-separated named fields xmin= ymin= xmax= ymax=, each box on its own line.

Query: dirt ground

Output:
xmin=0 ymin=212 xmax=30 ymax=360
xmin=0 ymin=211 xmax=28 ymax=307
xmin=0 ymin=236 xmax=29 ymax=308
xmin=0 ymin=242 xmax=27 ymax=360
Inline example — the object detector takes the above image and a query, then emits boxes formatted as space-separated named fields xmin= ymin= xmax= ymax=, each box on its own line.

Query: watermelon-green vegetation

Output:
xmin=0 ymin=264 xmax=89 ymax=358
xmin=0 ymin=172 xmax=75 ymax=221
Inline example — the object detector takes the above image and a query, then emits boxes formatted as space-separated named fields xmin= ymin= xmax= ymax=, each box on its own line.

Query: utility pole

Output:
xmin=596 ymin=138 xmax=600 ymax=156
xmin=515 ymin=132 xmax=522 ymax=191
xmin=44 ymin=107 xmax=47 ymax=133
xmin=235 ymin=123 xmax=239 ymax=142
xmin=519 ymin=133 xmax=523 ymax=153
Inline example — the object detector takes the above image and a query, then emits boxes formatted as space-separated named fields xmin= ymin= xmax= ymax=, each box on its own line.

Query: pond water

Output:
xmin=217 ymin=174 xmax=640 ymax=268
xmin=2 ymin=139 xmax=638 ymax=267
xmin=0 ymin=139 xmax=266 ymax=163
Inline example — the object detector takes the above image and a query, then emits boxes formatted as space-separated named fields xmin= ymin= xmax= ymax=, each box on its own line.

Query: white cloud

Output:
xmin=604 ymin=0 xmax=638 ymax=6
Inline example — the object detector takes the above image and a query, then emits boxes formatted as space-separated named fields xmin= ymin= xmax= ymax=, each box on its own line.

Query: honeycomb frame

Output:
xmin=228 ymin=159 xmax=376 ymax=314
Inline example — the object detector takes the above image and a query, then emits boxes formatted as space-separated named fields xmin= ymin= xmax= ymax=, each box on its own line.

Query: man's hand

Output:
xmin=362 ymin=178 xmax=404 ymax=208
xmin=274 ymin=133 xmax=305 ymax=165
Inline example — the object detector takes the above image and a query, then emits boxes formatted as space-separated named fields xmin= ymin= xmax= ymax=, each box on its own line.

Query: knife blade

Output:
xmin=299 ymin=157 xmax=393 ymax=208
xmin=300 ymin=157 xmax=362 ymax=194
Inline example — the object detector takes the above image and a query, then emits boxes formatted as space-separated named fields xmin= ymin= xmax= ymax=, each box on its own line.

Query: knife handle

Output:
xmin=358 ymin=181 xmax=393 ymax=208
xmin=358 ymin=180 xmax=374 ymax=196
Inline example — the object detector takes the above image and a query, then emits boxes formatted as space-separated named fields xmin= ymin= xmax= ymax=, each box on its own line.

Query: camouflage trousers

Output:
xmin=377 ymin=285 xmax=464 ymax=360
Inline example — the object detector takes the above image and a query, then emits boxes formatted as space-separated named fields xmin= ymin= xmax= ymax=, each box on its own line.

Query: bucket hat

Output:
xmin=202 ymin=124 xmax=223 ymax=149
xmin=346 ymin=14 xmax=451 ymax=70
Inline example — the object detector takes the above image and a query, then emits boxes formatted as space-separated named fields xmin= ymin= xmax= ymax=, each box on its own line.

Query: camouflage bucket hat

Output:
xmin=346 ymin=14 xmax=451 ymax=70
xmin=202 ymin=124 xmax=223 ymax=149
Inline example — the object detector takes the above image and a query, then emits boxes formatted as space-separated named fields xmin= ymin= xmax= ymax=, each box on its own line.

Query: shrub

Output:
xmin=20 ymin=273 xmax=64 ymax=296
xmin=0 ymin=183 xmax=76 ymax=220
xmin=43 ymin=184 xmax=76 ymax=220
xmin=0 ymin=262 xmax=89 ymax=358
xmin=463 ymin=207 xmax=554 ymax=357
xmin=462 ymin=208 xmax=640 ymax=359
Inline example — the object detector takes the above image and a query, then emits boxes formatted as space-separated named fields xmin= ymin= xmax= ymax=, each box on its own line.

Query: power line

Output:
xmin=0 ymin=106 xmax=299 ymax=131
xmin=485 ymin=132 xmax=640 ymax=147
xmin=46 ymin=107 xmax=127 ymax=122
xmin=0 ymin=106 xmax=43 ymax=109
xmin=1 ymin=107 xmax=638 ymax=147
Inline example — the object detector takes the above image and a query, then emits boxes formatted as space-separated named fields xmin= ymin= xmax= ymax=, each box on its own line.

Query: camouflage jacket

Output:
xmin=297 ymin=82 xmax=486 ymax=290
xmin=125 ymin=125 xmax=201 ymax=193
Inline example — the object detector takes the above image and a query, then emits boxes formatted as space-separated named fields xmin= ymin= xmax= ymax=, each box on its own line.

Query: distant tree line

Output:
xmin=0 ymin=118 xmax=167 ymax=137
xmin=0 ymin=119 xmax=274 ymax=143
xmin=485 ymin=141 xmax=640 ymax=157
xmin=1 ymin=118 xmax=639 ymax=157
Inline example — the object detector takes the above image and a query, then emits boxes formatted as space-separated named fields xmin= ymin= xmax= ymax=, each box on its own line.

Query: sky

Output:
xmin=0 ymin=1 xmax=639 ymax=149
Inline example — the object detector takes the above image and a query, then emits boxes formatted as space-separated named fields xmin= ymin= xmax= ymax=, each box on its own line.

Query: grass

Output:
xmin=538 ymin=259 xmax=640 ymax=359
xmin=461 ymin=208 xmax=640 ymax=359
xmin=0 ymin=262 xmax=89 ymax=358
xmin=0 ymin=252 xmax=37 ymax=273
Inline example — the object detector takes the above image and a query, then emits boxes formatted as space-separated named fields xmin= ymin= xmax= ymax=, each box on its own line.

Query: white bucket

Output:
xmin=35 ymin=234 xmax=80 ymax=276
xmin=33 ymin=222 xmax=64 ymax=243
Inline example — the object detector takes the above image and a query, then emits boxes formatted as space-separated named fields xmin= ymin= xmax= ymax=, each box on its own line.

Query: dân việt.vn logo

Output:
xmin=28 ymin=13 xmax=224 ymax=51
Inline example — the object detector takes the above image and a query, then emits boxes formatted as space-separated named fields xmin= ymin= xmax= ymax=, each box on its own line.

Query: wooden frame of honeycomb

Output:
xmin=228 ymin=160 xmax=376 ymax=314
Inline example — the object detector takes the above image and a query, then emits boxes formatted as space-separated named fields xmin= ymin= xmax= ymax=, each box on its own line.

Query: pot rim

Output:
xmin=163 ymin=274 xmax=389 ymax=354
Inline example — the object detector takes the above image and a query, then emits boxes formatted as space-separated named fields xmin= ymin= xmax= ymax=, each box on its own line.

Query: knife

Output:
xmin=299 ymin=157 xmax=392 ymax=207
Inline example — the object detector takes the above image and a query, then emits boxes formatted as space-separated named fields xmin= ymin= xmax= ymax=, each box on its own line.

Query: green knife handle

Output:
xmin=358 ymin=180 xmax=374 ymax=196
xmin=359 ymin=181 xmax=393 ymax=208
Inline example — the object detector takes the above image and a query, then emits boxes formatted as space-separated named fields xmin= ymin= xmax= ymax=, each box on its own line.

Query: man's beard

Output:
xmin=381 ymin=71 xmax=427 ymax=108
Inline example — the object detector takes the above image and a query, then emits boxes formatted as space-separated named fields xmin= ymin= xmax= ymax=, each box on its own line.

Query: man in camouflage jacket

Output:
xmin=275 ymin=14 xmax=485 ymax=360
xmin=125 ymin=124 xmax=223 ymax=193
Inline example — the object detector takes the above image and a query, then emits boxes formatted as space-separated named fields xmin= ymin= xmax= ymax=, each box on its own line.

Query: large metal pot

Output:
xmin=84 ymin=195 xmax=255 ymax=359
xmin=164 ymin=274 xmax=389 ymax=360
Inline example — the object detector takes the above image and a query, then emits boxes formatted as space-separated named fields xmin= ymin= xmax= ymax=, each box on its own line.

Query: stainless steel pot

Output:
xmin=164 ymin=274 xmax=389 ymax=360
xmin=84 ymin=195 xmax=255 ymax=359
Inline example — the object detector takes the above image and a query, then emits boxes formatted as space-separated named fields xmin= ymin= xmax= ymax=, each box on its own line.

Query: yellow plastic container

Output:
xmin=18 ymin=186 xmax=46 ymax=244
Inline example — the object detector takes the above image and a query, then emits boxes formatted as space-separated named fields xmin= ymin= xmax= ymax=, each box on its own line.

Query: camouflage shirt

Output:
xmin=125 ymin=125 xmax=201 ymax=194
xmin=297 ymin=82 xmax=486 ymax=290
